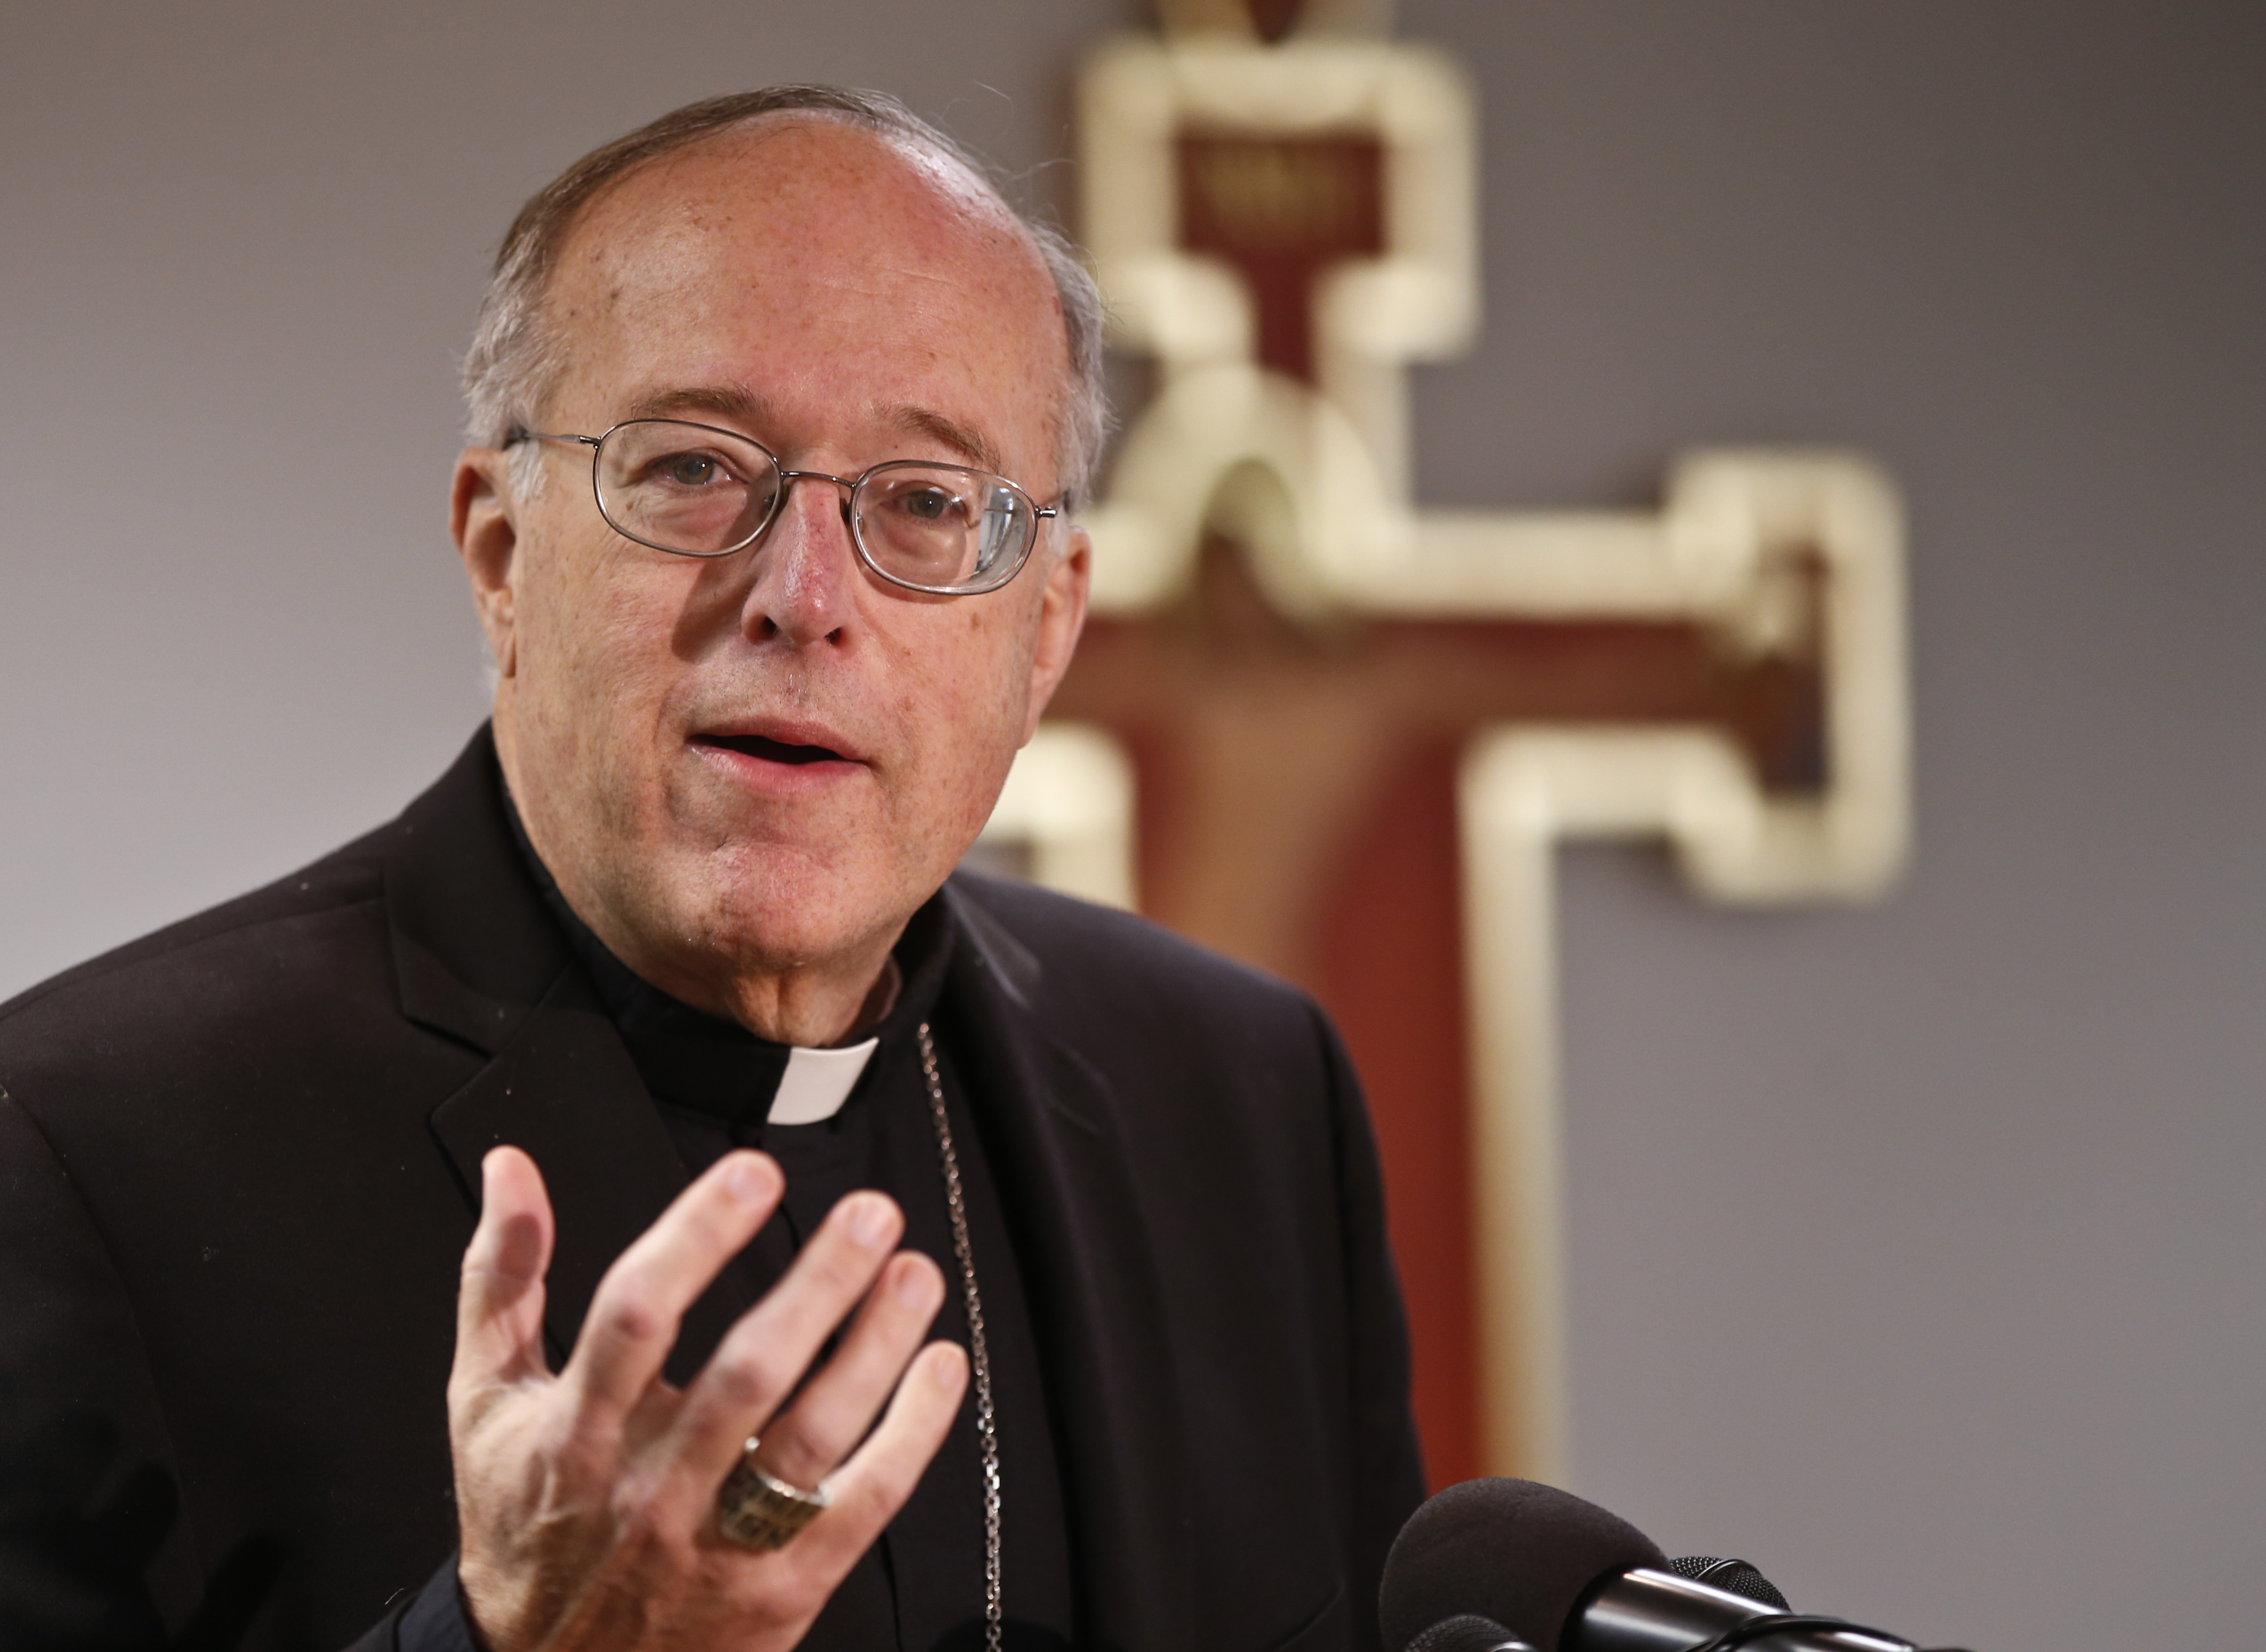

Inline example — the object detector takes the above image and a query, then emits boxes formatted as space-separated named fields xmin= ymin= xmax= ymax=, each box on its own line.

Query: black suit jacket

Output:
xmin=0 ymin=730 xmax=1424 ymax=1652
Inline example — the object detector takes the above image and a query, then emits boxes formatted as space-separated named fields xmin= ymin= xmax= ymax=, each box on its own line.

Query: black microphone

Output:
xmin=1380 ymin=1479 xmax=1973 ymax=1652
xmin=1395 ymin=1561 xmax=1787 ymax=1652
xmin=1660 ymin=1557 xmax=1789 ymax=1613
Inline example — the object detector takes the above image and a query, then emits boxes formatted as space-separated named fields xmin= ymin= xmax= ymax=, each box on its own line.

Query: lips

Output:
xmin=702 ymin=732 xmax=846 ymax=766
xmin=689 ymin=719 xmax=868 ymax=780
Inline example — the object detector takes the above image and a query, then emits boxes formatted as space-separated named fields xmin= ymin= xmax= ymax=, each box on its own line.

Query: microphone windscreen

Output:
xmin=1405 ymin=1614 xmax=1531 ymax=1652
xmin=1663 ymin=1556 xmax=1789 ymax=1612
xmin=1378 ymin=1479 xmax=1666 ymax=1652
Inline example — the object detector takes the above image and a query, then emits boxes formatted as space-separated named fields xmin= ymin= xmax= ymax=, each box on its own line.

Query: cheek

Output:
xmin=894 ymin=599 xmax=1042 ymax=819
xmin=513 ymin=546 xmax=687 ymax=778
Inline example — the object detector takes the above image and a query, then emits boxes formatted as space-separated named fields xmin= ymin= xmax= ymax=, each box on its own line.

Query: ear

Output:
xmin=452 ymin=447 xmax=521 ymax=681
xmin=1020 ymin=526 xmax=1091 ymax=744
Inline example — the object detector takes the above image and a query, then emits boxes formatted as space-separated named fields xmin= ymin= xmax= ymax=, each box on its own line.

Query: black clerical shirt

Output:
xmin=400 ymin=803 xmax=1077 ymax=1652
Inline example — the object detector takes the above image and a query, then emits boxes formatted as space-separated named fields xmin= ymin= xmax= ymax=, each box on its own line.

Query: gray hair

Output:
xmin=461 ymin=86 xmax=1111 ymax=510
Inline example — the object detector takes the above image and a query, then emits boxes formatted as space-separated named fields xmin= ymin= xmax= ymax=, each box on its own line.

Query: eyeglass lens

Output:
xmin=591 ymin=419 xmax=1033 ymax=590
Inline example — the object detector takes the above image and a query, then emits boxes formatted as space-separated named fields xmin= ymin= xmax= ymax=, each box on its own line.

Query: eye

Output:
xmin=665 ymin=452 xmax=719 ymax=486
xmin=899 ymin=485 xmax=956 ymax=522
xmin=641 ymin=446 xmax=748 ymax=491
xmin=610 ymin=435 xmax=754 ymax=495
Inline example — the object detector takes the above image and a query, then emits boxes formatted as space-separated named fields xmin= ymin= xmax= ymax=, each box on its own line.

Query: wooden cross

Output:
xmin=985 ymin=9 xmax=1906 ymax=1485
xmin=1052 ymin=542 xmax=1829 ymax=1489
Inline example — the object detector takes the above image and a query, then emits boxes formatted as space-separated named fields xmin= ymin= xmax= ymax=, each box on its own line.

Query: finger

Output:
xmin=452 ymin=1147 xmax=556 ymax=1393
xmin=770 ymin=1342 xmax=969 ymax=1577
xmin=668 ymin=1189 xmax=906 ymax=1476
xmin=560 ymin=1150 xmax=785 ymax=1422
xmin=748 ymin=1249 xmax=948 ymax=1491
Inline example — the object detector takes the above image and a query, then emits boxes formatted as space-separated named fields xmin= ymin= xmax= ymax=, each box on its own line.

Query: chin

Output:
xmin=677 ymin=843 xmax=913 ymax=971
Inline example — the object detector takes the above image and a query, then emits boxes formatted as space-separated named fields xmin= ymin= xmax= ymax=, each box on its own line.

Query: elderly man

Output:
xmin=0 ymin=88 xmax=1422 ymax=1652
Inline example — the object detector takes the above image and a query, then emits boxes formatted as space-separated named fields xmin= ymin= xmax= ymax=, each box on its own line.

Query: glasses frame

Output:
xmin=510 ymin=418 xmax=1060 ymax=597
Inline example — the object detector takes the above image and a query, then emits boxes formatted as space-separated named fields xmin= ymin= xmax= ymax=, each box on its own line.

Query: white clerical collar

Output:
xmin=768 ymin=1039 xmax=879 ymax=1125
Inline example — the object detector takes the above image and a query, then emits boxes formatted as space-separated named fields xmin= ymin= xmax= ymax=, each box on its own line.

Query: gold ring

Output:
xmin=714 ymin=1437 xmax=831 ymax=1551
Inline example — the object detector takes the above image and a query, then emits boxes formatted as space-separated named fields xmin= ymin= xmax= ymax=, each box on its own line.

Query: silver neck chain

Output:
xmin=917 ymin=1021 xmax=1002 ymax=1652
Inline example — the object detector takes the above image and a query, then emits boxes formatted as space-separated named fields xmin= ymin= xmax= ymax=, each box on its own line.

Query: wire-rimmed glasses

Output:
xmin=510 ymin=418 xmax=1058 ymax=596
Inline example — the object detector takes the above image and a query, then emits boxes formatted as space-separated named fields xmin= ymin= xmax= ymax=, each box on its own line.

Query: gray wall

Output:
xmin=3 ymin=5 xmax=2259 ymax=1649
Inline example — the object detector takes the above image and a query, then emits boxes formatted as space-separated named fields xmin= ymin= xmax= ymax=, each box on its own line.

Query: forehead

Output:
xmin=545 ymin=120 xmax=1066 ymax=470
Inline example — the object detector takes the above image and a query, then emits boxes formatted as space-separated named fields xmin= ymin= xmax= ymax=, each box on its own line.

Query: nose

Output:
xmin=740 ymin=471 xmax=859 ymax=648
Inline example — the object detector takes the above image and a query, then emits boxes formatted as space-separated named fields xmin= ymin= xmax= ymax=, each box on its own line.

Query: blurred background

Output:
xmin=3 ymin=4 xmax=2260 ymax=1648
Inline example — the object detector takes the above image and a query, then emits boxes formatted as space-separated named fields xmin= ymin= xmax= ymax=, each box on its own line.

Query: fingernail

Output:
xmin=846 ymin=1193 xmax=894 ymax=1247
xmin=725 ymin=1155 xmax=774 ymax=1205
xmin=894 ymin=1260 xmax=936 ymax=1306
xmin=926 ymin=1344 xmax=966 ymax=1390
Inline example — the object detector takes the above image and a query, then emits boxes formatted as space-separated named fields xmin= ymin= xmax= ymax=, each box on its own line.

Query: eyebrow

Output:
xmin=880 ymin=404 xmax=1006 ymax=476
xmin=621 ymin=384 xmax=768 ymax=425
xmin=614 ymin=386 xmax=1010 ymax=478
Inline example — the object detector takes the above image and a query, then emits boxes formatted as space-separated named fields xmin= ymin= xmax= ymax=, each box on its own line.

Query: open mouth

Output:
xmin=700 ymin=733 xmax=850 ymax=766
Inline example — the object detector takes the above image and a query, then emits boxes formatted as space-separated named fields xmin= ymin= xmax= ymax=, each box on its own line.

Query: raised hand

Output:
xmin=447 ymin=1145 xmax=968 ymax=1652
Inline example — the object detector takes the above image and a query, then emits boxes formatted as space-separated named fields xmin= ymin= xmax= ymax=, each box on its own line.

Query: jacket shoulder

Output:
xmin=0 ymin=822 xmax=395 ymax=1030
xmin=945 ymin=870 xmax=1326 ymax=1046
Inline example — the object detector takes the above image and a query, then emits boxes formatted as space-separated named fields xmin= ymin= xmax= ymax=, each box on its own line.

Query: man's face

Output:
xmin=455 ymin=120 xmax=1089 ymax=1023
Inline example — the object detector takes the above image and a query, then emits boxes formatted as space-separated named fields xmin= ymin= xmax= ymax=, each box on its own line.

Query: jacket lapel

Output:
xmin=424 ymin=967 xmax=759 ymax=1371
xmin=384 ymin=729 xmax=753 ymax=1370
xmin=942 ymin=882 xmax=1196 ymax=1652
